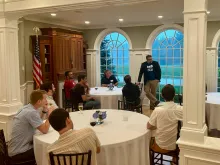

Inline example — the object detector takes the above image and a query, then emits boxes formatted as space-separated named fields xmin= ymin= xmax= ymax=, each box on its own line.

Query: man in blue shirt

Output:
xmin=8 ymin=90 xmax=55 ymax=164
xmin=138 ymin=55 xmax=161 ymax=110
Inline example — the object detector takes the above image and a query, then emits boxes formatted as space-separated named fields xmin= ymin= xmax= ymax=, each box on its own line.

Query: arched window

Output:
xmin=218 ymin=42 xmax=220 ymax=91
xmin=152 ymin=29 xmax=184 ymax=101
xmin=100 ymin=32 xmax=130 ymax=86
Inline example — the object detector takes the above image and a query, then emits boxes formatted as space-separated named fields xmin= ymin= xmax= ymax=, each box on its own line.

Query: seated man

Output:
xmin=122 ymin=75 xmax=141 ymax=106
xmin=47 ymin=109 xmax=101 ymax=165
xmin=73 ymin=75 xmax=101 ymax=109
xmin=147 ymin=84 xmax=183 ymax=153
xmin=64 ymin=71 xmax=76 ymax=100
xmin=101 ymin=70 xmax=118 ymax=87
xmin=8 ymin=90 xmax=55 ymax=164
xmin=40 ymin=82 xmax=58 ymax=108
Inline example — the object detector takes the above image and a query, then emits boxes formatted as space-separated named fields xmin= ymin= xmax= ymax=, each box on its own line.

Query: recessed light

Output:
xmin=51 ymin=13 xmax=57 ymax=17
xmin=85 ymin=21 xmax=90 ymax=24
xmin=119 ymin=18 xmax=124 ymax=22
xmin=158 ymin=15 xmax=163 ymax=19
xmin=207 ymin=11 xmax=210 ymax=14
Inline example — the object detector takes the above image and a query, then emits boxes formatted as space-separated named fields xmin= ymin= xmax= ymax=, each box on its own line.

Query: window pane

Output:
xmin=160 ymin=58 xmax=166 ymax=65
xmin=161 ymin=67 xmax=167 ymax=76
xmin=167 ymin=48 xmax=173 ymax=58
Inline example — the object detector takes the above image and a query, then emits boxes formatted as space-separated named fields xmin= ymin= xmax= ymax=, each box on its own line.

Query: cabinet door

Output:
xmin=54 ymin=36 xmax=71 ymax=73
xmin=70 ymin=38 xmax=77 ymax=70
xmin=76 ymin=38 xmax=83 ymax=71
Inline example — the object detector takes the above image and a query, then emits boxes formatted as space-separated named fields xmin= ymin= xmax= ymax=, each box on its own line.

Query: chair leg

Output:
xmin=160 ymin=153 xmax=163 ymax=165
xmin=150 ymin=150 xmax=154 ymax=165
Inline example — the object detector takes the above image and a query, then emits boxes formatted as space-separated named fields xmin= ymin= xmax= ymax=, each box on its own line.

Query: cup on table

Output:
xmin=78 ymin=103 xmax=83 ymax=114
xmin=122 ymin=113 xmax=128 ymax=121
xmin=95 ymin=87 xmax=98 ymax=90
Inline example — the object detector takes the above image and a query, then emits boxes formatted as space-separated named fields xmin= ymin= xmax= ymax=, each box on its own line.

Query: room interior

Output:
xmin=1 ymin=0 xmax=220 ymax=164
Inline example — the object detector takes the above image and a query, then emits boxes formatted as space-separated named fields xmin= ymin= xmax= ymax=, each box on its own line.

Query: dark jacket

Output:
xmin=138 ymin=61 xmax=161 ymax=85
xmin=122 ymin=83 xmax=141 ymax=106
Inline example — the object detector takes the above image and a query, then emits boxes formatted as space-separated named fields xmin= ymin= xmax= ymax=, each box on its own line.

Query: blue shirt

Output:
xmin=146 ymin=63 xmax=155 ymax=80
xmin=8 ymin=104 xmax=43 ymax=156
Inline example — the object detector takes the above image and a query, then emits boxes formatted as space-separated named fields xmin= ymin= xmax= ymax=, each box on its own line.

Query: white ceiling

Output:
xmin=24 ymin=0 xmax=220 ymax=29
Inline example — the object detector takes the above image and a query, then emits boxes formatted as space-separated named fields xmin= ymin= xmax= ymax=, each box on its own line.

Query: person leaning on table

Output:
xmin=8 ymin=90 xmax=55 ymax=165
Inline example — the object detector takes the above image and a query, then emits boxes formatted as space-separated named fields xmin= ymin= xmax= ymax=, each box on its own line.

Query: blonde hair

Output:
xmin=30 ymin=90 xmax=47 ymax=105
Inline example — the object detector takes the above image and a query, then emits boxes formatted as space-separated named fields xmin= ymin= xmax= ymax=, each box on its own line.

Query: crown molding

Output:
xmin=4 ymin=0 xmax=158 ymax=15
xmin=23 ymin=17 xmax=82 ymax=30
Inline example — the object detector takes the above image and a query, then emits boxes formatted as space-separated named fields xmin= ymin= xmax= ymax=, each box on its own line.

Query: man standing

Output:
xmin=8 ymin=90 xmax=55 ymax=164
xmin=64 ymin=71 xmax=76 ymax=100
xmin=138 ymin=55 xmax=161 ymax=110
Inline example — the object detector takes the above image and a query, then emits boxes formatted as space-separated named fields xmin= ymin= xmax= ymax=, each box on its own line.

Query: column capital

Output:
xmin=184 ymin=0 xmax=207 ymax=13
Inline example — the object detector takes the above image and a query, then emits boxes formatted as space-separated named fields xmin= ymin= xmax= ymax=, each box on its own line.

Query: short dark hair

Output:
xmin=65 ymin=71 xmax=71 ymax=77
xmin=146 ymin=55 xmax=152 ymax=59
xmin=161 ymin=84 xmax=175 ymax=101
xmin=78 ymin=75 xmax=86 ymax=82
xmin=49 ymin=108 xmax=70 ymax=131
xmin=40 ymin=82 xmax=53 ymax=93
xmin=124 ymin=75 xmax=131 ymax=84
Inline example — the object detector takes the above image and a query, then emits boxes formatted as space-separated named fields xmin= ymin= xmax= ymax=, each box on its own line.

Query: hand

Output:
xmin=47 ymin=106 xmax=56 ymax=117
xmin=136 ymin=82 xmax=140 ymax=85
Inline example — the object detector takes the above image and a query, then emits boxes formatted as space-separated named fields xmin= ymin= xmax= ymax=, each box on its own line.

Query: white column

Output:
xmin=0 ymin=16 xmax=22 ymax=140
xmin=180 ymin=0 xmax=208 ymax=144
xmin=206 ymin=48 xmax=217 ymax=92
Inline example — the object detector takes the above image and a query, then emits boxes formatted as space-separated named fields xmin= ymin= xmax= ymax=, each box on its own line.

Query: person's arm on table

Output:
xmin=37 ymin=107 xmax=55 ymax=134
xmin=147 ymin=110 xmax=157 ymax=130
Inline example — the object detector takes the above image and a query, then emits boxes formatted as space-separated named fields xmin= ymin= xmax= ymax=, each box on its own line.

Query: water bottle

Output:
xmin=109 ymin=80 xmax=113 ymax=90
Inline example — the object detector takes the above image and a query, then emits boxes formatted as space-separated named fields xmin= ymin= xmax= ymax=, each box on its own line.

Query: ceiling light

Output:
xmin=119 ymin=18 xmax=124 ymax=22
xmin=207 ymin=11 xmax=210 ymax=14
xmin=85 ymin=21 xmax=90 ymax=24
xmin=158 ymin=15 xmax=163 ymax=19
xmin=51 ymin=13 xmax=56 ymax=17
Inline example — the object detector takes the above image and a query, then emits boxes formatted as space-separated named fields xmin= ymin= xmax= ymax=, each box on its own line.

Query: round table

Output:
xmin=206 ymin=92 xmax=220 ymax=134
xmin=34 ymin=110 xmax=151 ymax=165
xmin=90 ymin=87 xmax=123 ymax=109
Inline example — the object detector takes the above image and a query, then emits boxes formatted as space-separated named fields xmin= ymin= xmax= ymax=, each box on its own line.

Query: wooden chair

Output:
xmin=0 ymin=129 xmax=9 ymax=165
xmin=0 ymin=130 xmax=36 ymax=165
xmin=49 ymin=150 xmax=92 ymax=165
xmin=62 ymin=89 xmax=74 ymax=111
xmin=135 ymin=82 xmax=143 ymax=92
xmin=118 ymin=100 xmax=143 ymax=114
xmin=150 ymin=121 xmax=182 ymax=165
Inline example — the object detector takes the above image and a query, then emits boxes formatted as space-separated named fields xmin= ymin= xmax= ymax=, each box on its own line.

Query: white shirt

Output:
xmin=47 ymin=95 xmax=58 ymax=109
xmin=47 ymin=128 xmax=101 ymax=165
xmin=149 ymin=102 xmax=183 ymax=150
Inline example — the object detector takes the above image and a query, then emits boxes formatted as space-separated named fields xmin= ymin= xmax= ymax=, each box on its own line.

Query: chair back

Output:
xmin=118 ymin=100 xmax=125 ymax=110
xmin=178 ymin=94 xmax=183 ymax=106
xmin=0 ymin=129 xmax=9 ymax=165
xmin=49 ymin=150 xmax=92 ymax=165
xmin=135 ymin=82 xmax=143 ymax=91
xmin=70 ymin=89 xmax=82 ymax=111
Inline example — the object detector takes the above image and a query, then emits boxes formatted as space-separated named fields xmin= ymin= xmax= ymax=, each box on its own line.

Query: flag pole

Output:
xmin=33 ymin=27 xmax=41 ymax=89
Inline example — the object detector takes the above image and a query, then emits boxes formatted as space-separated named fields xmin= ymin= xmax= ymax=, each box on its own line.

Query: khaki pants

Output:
xmin=144 ymin=80 xmax=159 ymax=108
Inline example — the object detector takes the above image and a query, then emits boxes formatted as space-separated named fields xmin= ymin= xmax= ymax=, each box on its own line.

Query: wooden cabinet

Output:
xmin=31 ymin=28 xmax=86 ymax=103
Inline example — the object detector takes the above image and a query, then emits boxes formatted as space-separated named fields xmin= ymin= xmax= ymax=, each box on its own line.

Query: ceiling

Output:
xmin=24 ymin=0 xmax=220 ymax=29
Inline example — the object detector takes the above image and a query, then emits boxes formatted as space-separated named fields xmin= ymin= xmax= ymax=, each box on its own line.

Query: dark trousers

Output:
xmin=9 ymin=148 xmax=36 ymax=165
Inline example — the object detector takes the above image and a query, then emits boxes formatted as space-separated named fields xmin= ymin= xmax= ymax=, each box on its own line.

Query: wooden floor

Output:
xmin=142 ymin=105 xmax=153 ymax=117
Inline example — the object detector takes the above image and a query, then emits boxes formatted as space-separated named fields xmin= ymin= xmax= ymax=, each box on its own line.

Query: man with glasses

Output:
xmin=137 ymin=55 xmax=161 ymax=110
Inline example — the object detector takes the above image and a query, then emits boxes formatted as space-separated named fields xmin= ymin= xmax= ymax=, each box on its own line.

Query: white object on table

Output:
xmin=90 ymin=87 xmax=123 ymax=109
xmin=34 ymin=110 xmax=151 ymax=165
xmin=206 ymin=92 xmax=220 ymax=131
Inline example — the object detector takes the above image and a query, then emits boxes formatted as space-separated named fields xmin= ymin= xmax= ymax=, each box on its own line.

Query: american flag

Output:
xmin=33 ymin=36 xmax=42 ymax=88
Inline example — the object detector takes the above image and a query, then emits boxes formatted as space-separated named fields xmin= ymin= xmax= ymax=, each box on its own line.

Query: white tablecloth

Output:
xmin=206 ymin=92 xmax=220 ymax=130
xmin=34 ymin=110 xmax=151 ymax=165
xmin=90 ymin=87 xmax=123 ymax=109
